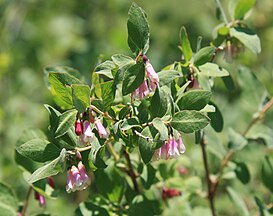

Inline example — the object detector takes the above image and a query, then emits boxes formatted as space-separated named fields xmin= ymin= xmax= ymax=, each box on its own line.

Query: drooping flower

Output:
xmin=66 ymin=162 xmax=91 ymax=193
xmin=79 ymin=120 xmax=94 ymax=146
xmin=34 ymin=191 xmax=46 ymax=207
xmin=95 ymin=119 xmax=109 ymax=139
xmin=75 ymin=119 xmax=83 ymax=136
xmin=145 ymin=61 xmax=159 ymax=91
xmin=153 ymin=135 xmax=186 ymax=160
xmin=132 ymin=80 xmax=150 ymax=100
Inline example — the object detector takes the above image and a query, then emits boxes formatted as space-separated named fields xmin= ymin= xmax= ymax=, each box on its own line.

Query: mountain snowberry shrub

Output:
xmin=10 ymin=1 xmax=273 ymax=216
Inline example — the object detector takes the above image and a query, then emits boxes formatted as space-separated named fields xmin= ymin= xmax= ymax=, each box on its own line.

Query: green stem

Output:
xmin=21 ymin=187 xmax=32 ymax=216
xmin=215 ymin=0 xmax=229 ymax=24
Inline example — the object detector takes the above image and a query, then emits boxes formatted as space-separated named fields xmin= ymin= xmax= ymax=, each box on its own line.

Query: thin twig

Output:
xmin=75 ymin=145 xmax=92 ymax=152
xmin=90 ymin=105 xmax=116 ymax=122
xmin=212 ymin=97 xmax=273 ymax=194
xmin=200 ymin=135 xmax=217 ymax=216
xmin=123 ymin=148 xmax=140 ymax=193
xmin=106 ymin=140 xmax=120 ymax=161
xmin=21 ymin=187 xmax=32 ymax=216
xmin=215 ymin=0 xmax=229 ymax=24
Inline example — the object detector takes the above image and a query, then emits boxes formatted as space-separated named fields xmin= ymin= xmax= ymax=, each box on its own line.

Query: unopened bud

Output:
xmin=47 ymin=177 xmax=55 ymax=189
xmin=75 ymin=120 xmax=83 ymax=136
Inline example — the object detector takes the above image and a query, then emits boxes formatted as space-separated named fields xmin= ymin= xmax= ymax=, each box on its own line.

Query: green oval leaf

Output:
xmin=199 ymin=62 xmax=229 ymax=77
xmin=72 ymin=84 xmax=90 ymax=113
xmin=16 ymin=139 xmax=60 ymax=162
xmin=235 ymin=161 xmax=250 ymax=184
xmin=177 ymin=90 xmax=212 ymax=111
xmin=179 ymin=26 xmax=192 ymax=62
xmin=170 ymin=110 xmax=210 ymax=133
xmin=207 ymin=101 xmax=224 ymax=132
xmin=234 ymin=0 xmax=256 ymax=20
xmin=194 ymin=46 xmax=216 ymax=66
xmin=127 ymin=3 xmax=150 ymax=54
xmin=55 ymin=109 xmax=77 ymax=138
xmin=157 ymin=70 xmax=181 ymax=86
xmin=150 ymin=86 xmax=168 ymax=118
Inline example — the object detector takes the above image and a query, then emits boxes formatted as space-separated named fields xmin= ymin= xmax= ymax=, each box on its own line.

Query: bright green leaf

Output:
xmin=101 ymin=81 xmax=115 ymax=111
xmin=227 ymin=187 xmax=250 ymax=216
xmin=28 ymin=148 xmax=66 ymax=184
xmin=95 ymin=60 xmax=115 ymax=79
xmin=72 ymin=84 xmax=90 ymax=113
xmin=150 ymin=86 xmax=168 ymax=118
xmin=55 ymin=109 xmax=77 ymax=138
xmin=152 ymin=118 xmax=168 ymax=141
xmin=199 ymin=62 xmax=229 ymax=77
xmin=157 ymin=70 xmax=181 ymax=86
xmin=194 ymin=46 xmax=216 ymax=66
xmin=179 ymin=26 xmax=192 ymax=62
xmin=234 ymin=0 xmax=256 ymax=20
xmin=170 ymin=110 xmax=210 ymax=133
xmin=230 ymin=27 xmax=261 ymax=54
xmin=111 ymin=54 xmax=135 ymax=68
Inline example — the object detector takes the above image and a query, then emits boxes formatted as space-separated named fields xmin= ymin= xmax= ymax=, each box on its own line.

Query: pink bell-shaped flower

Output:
xmin=145 ymin=61 xmax=159 ymax=91
xmin=95 ymin=119 xmax=109 ymax=139
xmin=79 ymin=120 xmax=94 ymax=146
xmin=132 ymin=80 xmax=150 ymax=100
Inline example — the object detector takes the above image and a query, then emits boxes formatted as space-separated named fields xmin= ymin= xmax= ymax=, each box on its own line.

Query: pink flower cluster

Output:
xmin=132 ymin=56 xmax=159 ymax=100
xmin=75 ymin=115 xmax=109 ymax=146
xmin=162 ymin=187 xmax=182 ymax=200
xmin=66 ymin=161 xmax=91 ymax=193
xmin=153 ymin=135 xmax=186 ymax=160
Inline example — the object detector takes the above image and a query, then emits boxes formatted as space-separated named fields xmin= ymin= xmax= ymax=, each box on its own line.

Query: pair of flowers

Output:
xmin=75 ymin=117 xmax=109 ymax=146
xmin=154 ymin=134 xmax=186 ymax=160
xmin=132 ymin=57 xmax=160 ymax=100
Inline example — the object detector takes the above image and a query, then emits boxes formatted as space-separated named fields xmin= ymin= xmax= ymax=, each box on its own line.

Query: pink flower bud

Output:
xmin=66 ymin=169 xmax=75 ymax=193
xmin=75 ymin=120 xmax=83 ymax=136
xmin=95 ymin=119 xmax=109 ymax=139
xmin=47 ymin=176 xmax=55 ymax=189
xmin=34 ymin=191 xmax=46 ymax=207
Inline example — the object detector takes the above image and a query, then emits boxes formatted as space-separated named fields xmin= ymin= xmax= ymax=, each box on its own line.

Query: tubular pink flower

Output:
xmin=146 ymin=61 xmax=159 ymax=91
xmin=78 ymin=161 xmax=91 ymax=189
xmin=95 ymin=119 xmax=109 ymax=139
xmin=177 ymin=135 xmax=186 ymax=154
xmin=154 ymin=135 xmax=186 ymax=160
xmin=66 ymin=169 xmax=75 ymax=193
xmin=71 ymin=165 xmax=83 ymax=189
xmin=79 ymin=120 xmax=94 ymax=145
xmin=132 ymin=80 xmax=150 ymax=100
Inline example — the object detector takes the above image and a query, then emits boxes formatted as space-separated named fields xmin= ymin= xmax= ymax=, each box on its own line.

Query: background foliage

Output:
xmin=1 ymin=0 xmax=273 ymax=215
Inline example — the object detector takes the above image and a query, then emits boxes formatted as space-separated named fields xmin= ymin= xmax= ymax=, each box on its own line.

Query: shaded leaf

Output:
xmin=261 ymin=156 xmax=273 ymax=193
xmin=72 ymin=84 xmax=90 ymax=113
xmin=199 ymin=63 xmax=229 ymax=77
xmin=157 ymin=70 xmax=181 ymax=86
xmin=152 ymin=118 xmax=168 ymax=141
xmin=208 ymin=101 xmax=224 ymax=132
xmin=234 ymin=0 xmax=256 ymax=20
xmin=150 ymin=86 xmax=168 ymax=118
xmin=235 ymin=161 xmax=250 ymax=184
xmin=0 ymin=182 xmax=17 ymax=216
xmin=139 ymin=127 xmax=156 ymax=164
xmin=227 ymin=187 xmax=250 ymax=216
xmin=228 ymin=128 xmax=248 ymax=151
xmin=194 ymin=46 xmax=216 ymax=66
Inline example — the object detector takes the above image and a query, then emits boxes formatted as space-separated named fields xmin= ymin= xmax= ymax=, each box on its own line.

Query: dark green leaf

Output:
xmin=28 ymin=148 xmax=66 ymax=184
xmin=16 ymin=139 xmax=60 ymax=162
xmin=227 ymin=187 xmax=250 ymax=216
xmin=179 ymin=26 xmax=192 ymax=62
xmin=170 ymin=110 xmax=210 ymax=133
xmin=150 ymin=86 xmax=168 ymax=118
xmin=76 ymin=202 xmax=110 ymax=216
xmin=72 ymin=84 xmax=90 ymax=113
xmin=94 ymin=163 xmax=125 ymax=202
xmin=228 ymin=128 xmax=248 ymax=151
xmin=222 ymin=76 xmax=235 ymax=91
xmin=199 ymin=63 xmax=229 ymax=77
xmin=122 ymin=62 xmax=145 ymax=95
xmin=101 ymin=81 xmax=115 ymax=111
xmin=194 ymin=46 xmax=216 ymax=66
xmin=152 ymin=118 xmax=168 ymax=141
xmin=127 ymin=3 xmax=150 ymax=54
xmin=230 ymin=27 xmax=261 ymax=54
xmin=261 ymin=156 xmax=273 ymax=193
xmin=0 ymin=182 xmax=17 ymax=216
xmin=138 ymin=164 xmax=156 ymax=190
xmin=245 ymin=124 xmax=273 ymax=148
xmin=234 ymin=0 xmax=256 ymax=20
xmin=139 ymin=127 xmax=157 ymax=164
xmin=235 ymin=162 xmax=250 ymax=184
xmin=177 ymin=90 xmax=212 ymax=111
xmin=254 ymin=196 xmax=270 ymax=216
xmin=157 ymin=70 xmax=181 ymax=86
xmin=208 ymin=101 xmax=224 ymax=132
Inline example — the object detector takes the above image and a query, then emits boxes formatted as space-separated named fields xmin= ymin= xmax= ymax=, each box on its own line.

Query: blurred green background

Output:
xmin=1 ymin=0 xmax=273 ymax=215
